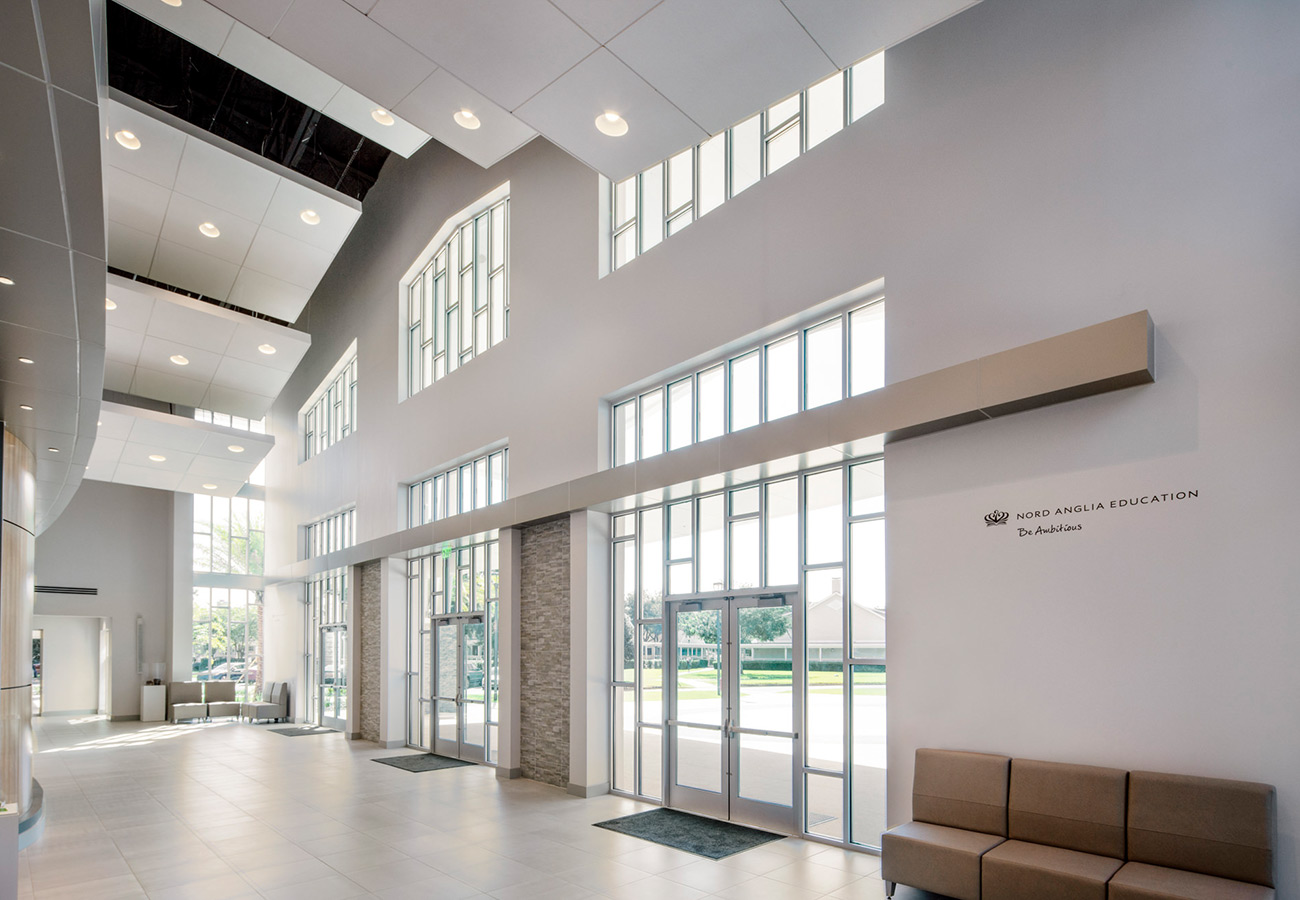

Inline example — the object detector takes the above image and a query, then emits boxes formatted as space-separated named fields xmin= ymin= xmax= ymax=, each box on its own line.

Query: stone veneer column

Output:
xmin=0 ymin=429 xmax=34 ymax=813
xmin=357 ymin=561 xmax=382 ymax=743
xmin=518 ymin=519 xmax=570 ymax=787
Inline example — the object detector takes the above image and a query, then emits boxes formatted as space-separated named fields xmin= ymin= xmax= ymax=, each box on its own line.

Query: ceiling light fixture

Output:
xmin=299 ymin=209 xmax=320 ymax=225
xmin=114 ymin=129 xmax=141 ymax=150
xmin=105 ymin=297 xmax=117 ymax=310
xmin=453 ymin=108 xmax=481 ymax=130
xmin=47 ymin=447 xmax=58 ymax=453
xmin=258 ymin=343 xmax=276 ymax=355
xmin=17 ymin=357 xmax=33 ymax=365
xmin=595 ymin=111 xmax=629 ymax=137
xmin=198 ymin=222 xmax=220 ymax=238
xmin=148 ymin=454 xmax=166 ymax=462
xmin=19 ymin=405 xmax=32 ymax=411
xmin=169 ymin=354 xmax=189 ymax=366
xmin=202 ymin=483 xmax=218 ymax=490
xmin=160 ymin=0 xmax=182 ymax=6
xmin=0 ymin=277 xmax=13 ymax=286
xmin=227 ymin=444 xmax=245 ymax=453
xmin=371 ymin=108 xmax=395 ymax=126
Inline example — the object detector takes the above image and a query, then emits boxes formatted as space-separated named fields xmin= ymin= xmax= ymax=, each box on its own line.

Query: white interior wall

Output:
xmin=258 ymin=0 xmax=1300 ymax=888
xmin=32 ymin=615 xmax=100 ymax=715
xmin=34 ymin=481 xmax=174 ymax=718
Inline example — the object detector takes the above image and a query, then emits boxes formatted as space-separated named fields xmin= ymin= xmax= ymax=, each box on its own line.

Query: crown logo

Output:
xmin=984 ymin=509 xmax=1009 ymax=526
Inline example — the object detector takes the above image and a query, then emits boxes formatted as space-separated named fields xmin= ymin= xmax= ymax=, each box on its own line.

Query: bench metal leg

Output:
xmin=886 ymin=882 xmax=896 ymax=898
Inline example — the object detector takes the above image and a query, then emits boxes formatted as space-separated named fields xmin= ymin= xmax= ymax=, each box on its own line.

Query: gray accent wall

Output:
xmin=34 ymin=481 xmax=174 ymax=720
xmin=258 ymin=0 xmax=1300 ymax=886
xmin=519 ymin=519 xmax=570 ymax=788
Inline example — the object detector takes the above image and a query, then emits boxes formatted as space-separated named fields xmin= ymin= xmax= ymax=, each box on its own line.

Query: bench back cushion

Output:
xmin=913 ymin=748 xmax=1011 ymax=836
xmin=204 ymin=680 xmax=236 ymax=702
xmin=270 ymin=682 xmax=288 ymax=712
xmin=1008 ymin=758 xmax=1127 ymax=858
xmin=169 ymin=681 xmax=202 ymax=704
xmin=1127 ymin=770 xmax=1275 ymax=887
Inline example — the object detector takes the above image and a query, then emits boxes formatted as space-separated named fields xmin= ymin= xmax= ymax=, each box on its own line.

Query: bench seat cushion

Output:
xmin=881 ymin=821 xmax=1004 ymax=900
xmin=172 ymin=702 xmax=206 ymax=720
xmin=982 ymin=839 xmax=1120 ymax=900
xmin=207 ymin=701 xmax=241 ymax=718
xmin=1109 ymin=862 xmax=1275 ymax=900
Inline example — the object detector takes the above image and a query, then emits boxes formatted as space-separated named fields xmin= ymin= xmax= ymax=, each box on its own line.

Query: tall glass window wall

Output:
xmin=305 ymin=569 xmax=349 ymax=727
xmin=611 ymin=457 xmax=886 ymax=847
xmin=407 ymin=539 xmax=500 ymax=763
xmin=194 ymin=495 xmax=265 ymax=575
xmin=407 ymin=449 xmax=508 ymax=527
xmin=191 ymin=587 xmax=262 ymax=701
xmin=304 ymin=507 xmax=356 ymax=559
xmin=406 ymin=198 xmax=509 ymax=396
xmin=611 ymin=53 xmax=884 ymax=270
xmin=303 ymin=352 xmax=358 ymax=460
xmin=612 ymin=299 xmax=884 ymax=466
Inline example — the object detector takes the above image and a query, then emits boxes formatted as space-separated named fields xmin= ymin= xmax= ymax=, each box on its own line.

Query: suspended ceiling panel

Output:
xmin=105 ymin=274 xmax=311 ymax=419
xmin=127 ymin=0 xmax=979 ymax=178
xmin=103 ymin=96 xmax=362 ymax=322
xmin=87 ymin=401 xmax=274 ymax=497
xmin=114 ymin=0 xmax=432 ymax=157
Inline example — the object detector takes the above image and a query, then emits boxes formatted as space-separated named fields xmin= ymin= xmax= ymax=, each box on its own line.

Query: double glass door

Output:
xmin=432 ymin=615 xmax=486 ymax=762
xmin=665 ymin=592 xmax=801 ymax=833
xmin=318 ymin=626 xmax=348 ymax=731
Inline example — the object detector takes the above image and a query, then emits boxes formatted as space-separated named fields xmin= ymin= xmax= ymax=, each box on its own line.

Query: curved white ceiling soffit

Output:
xmin=0 ymin=1 xmax=106 ymax=534
xmin=119 ymin=0 xmax=982 ymax=181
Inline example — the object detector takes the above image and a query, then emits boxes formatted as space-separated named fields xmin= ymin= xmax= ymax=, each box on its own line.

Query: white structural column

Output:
xmin=378 ymin=557 xmax=407 ymax=748
xmin=568 ymin=510 xmax=611 ymax=797
xmin=495 ymin=528 xmax=522 ymax=779
xmin=169 ymin=493 xmax=194 ymax=682
xmin=0 ymin=430 xmax=34 ymax=814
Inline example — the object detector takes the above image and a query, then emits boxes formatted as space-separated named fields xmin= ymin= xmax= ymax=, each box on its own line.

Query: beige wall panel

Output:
xmin=0 ymin=523 xmax=33 ymax=691
xmin=0 ymin=686 xmax=32 ymax=812
xmin=2 ymin=431 xmax=35 ymax=534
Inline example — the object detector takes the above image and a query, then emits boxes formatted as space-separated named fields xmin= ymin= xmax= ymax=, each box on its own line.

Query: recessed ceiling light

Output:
xmin=160 ymin=0 xmax=182 ymax=6
xmin=169 ymin=354 xmax=189 ymax=366
xmin=371 ymin=108 xmax=395 ymax=126
xmin=113 ymin=129 xmax=141 ymax=150
xmin=202 ymin=483 xmax=218 ymax=490
xmin=453 ymin=108 xmax=481 ymax=130
xmin=19 ymin=405 xmax=32 ymax=411
xmin=227 ymin=444 xmax=244 ymax=453
xmin=105 ymin=297 xmax=117 ymax=310
xmin=300 ymin=209 xmax=320 ymax=225
xmin=595 ymin=111 xmax=629 ymax=137
xmin=148 ymin=454 xmax=166 ymax=462
xmin=258 ymin=343 xmax=277 ymax=355
xmin=198 ymin=222 xmax=220 ymax=238
xmin=0 ymin=277 xmax=13 ymax=286
xmin=47 ymin=447 xmax=58 ymax=453
xmin=17 ymin=357 xmax=33 ymax=364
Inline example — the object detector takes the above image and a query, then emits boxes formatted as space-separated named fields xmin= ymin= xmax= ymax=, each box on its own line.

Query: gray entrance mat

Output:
xmin=593 ymin=808 xmax=784 ymax=859
xmin=371 ymin=753 xmax=474 ymax=772
xmin=269 ymin=726 xmax=335 ymax=736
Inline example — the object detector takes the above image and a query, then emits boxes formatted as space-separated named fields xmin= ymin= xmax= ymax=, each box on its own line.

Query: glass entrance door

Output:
xmin=431 ymin=615 xmax=486 ymax=763
xmin=665 ymin=592 xmax=800 ymax=833
xmin=319 ymin=626 xmax=347 ymax=730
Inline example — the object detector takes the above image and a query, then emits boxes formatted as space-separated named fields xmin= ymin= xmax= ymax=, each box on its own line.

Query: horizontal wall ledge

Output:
xmin=268 ymin=310 xmax=1154 ymax=583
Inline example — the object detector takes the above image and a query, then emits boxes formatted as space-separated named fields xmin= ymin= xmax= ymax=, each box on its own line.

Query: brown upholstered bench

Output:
xmin=882 ymin=750 xmax=1276 ymax=900
xmin=1109 ymin=771 xmax=1276 ymax=900
xmin=881 ymin=749 xmax=1010 ymax=900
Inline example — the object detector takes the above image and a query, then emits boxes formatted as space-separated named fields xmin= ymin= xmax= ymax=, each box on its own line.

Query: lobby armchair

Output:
xmin=242 ymin=682 xmax=289 ymax=723
xmin=205 ymin=680 xmax=242 ymax=719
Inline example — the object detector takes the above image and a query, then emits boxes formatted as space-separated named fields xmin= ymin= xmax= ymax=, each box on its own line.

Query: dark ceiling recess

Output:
xmin=107 ymin=1 xmax=389 ymax=202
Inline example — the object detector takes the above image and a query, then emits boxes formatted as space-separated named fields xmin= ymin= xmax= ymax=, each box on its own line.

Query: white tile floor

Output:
xmin=17 ymin=716 xmax=921 ymax=900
